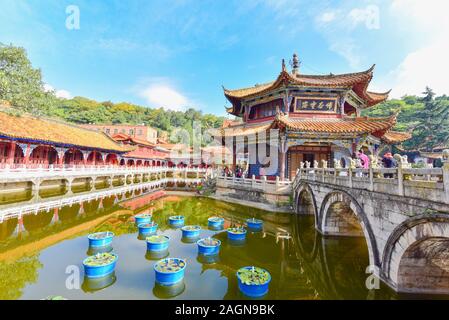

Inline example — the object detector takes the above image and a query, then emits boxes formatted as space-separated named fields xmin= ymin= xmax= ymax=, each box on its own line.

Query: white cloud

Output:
xmin=314 ymin=5 xmax=381 ymax=70
xmin=43 ymin=84 xmax=73 ymax=99
xmin=317 ymin=11 xmax=337 ymax=24
xmin=387 ymin=0 xmax=449 ymax=97
xmin=138 ymin=83 xmax=190 ymax=111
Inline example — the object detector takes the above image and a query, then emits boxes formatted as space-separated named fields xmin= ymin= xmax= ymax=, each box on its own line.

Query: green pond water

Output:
xmin=0 ymin=192 xmax=443 ymax=300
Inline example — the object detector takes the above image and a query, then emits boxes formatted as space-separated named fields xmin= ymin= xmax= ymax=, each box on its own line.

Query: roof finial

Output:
xmin=282 ymin=59 xmax=286 ymax=72
xmin=292 ymin=53 xmax=300 ymax=75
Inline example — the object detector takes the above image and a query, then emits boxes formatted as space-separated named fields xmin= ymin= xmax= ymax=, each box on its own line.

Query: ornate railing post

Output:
xmin=442 ymin=150 xmax=449 ymax=204
xmin=368 ymin=156 xmax=374 ymax=192
xmin=394 ymin=154 xmax=405 ymax=196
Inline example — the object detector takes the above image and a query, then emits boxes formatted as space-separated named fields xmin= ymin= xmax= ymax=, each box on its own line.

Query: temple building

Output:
xmin=0 ymin=110 xmax=133 ymax=168
xmin=112 ymin=133 xmax=169 ymax=166
xmin=214 ymin=54 xmax=411 ymax=180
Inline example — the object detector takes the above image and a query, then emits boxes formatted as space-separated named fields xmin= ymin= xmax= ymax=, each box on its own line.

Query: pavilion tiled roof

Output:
xmin=112 ymin=133 xmax=156 ymax=147
xmin=224 ymin=63 xmax=390 ymax=115
xmin=380 ymin=131 xmax=412 ymax=144
xmin=208 ymin=121 xmax=273 ymax=137
xmin=0 ymin=111 xmax=133 ymax=153
xmin=274 ymin=114 xmax=396 ymax=136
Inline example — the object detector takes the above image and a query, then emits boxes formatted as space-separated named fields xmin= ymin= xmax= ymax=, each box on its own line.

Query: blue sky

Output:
xmin=1 ymin=0 xmax=448 ymax=116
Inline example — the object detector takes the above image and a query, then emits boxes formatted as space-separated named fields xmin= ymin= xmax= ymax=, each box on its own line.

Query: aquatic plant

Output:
xmin=182 ymin=225 xmax=200 ymax=231
xmin=84 ymin=253 xmax=117 ymax=267
xmin=169 ymin=215 xmax=184 ymax=220
xmin=88 ymin=231 xmax=113 ymax=239
xmin=198 ymin=237 xmax=220 ymax=246
xmin=237 ymin=267 xmax=270 ymax=285
xmin=227 ymin=227 xmax=246 ymax=234
xmin=139 ymin=222 xmax=156 ymax=228
xmin=208 ymin=217 xmax=223 ymax=222
xmin=154 ymin=258 xmax=186 ymax=273
xmin=147 ymin=235 xmax=169 ymax=243
xmin=136 ymin=213 xmax=152 ymax=218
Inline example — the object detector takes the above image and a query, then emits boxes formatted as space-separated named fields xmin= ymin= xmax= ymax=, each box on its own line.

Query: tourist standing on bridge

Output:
xmin=382 ymin=152 xmax=396 ymax=178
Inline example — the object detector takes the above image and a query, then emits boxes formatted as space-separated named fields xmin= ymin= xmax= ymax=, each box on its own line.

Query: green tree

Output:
xmin=0 ymin=43 xmax=56 ymax=115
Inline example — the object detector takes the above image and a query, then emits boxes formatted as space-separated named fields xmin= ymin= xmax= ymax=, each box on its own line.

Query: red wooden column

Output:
xmin=8 ymin=141 xmax=16 ymax=166
xmin=24 ymin=143 xmax=31 ymax=166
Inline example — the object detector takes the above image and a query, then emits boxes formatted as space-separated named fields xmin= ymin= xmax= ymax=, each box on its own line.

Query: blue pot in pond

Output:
xmin=135 ymin=214 xmax=152 ymax=225
xmin=227 ymin=227 xmax=247 ymax=241
xmin=138 ymin=222 xmax=158 ymax=235
xmin=154 ymin=258 xmax=186 ymax=286
xmin=246 ymin=218 xmax=264 ymax=231
xmin=87 ymin=231 xmax=114 ymax=248
xmin=169 ymin=215 xmax=185 ymax=227
xmin=146 ymin=235 xmax=170 ymax=252
xmin=197 ymin=238 xmax=221 ymax=256
xmin=208 ymin=217 xmax=224 ymax=229
xmin=237 ymin=266 xmax=271 ymax=298
xmin=83 ymin=253 xmax=118 ymax=279
xmin=181 ymin=225 xmax=201 ymax=239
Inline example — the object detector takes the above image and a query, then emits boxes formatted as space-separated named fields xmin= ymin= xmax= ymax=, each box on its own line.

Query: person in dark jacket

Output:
xmin=381 ymin=152 xmax=396 ymax=178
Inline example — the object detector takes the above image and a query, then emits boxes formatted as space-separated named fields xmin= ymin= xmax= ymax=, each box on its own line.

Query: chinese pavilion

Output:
xmin=215 ymin=54 xmax=411 ymax=180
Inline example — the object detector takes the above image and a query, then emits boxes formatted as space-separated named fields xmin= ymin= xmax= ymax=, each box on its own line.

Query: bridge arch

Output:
xmin=382 ymin=214 xmax=449 ymax=294
xmin=319 ymin=190 xmax=380 ymax=267
xmin=295 ymin=183 xmax=319 ymax=226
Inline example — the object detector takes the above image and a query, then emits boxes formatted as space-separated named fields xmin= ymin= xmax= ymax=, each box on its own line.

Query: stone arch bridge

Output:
xmin=292 ymin=162 xmax=449 ymax=295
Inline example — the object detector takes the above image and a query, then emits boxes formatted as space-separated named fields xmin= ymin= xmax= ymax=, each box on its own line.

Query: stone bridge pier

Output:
xmin=293 ymin=181 xmax=449 ymax=295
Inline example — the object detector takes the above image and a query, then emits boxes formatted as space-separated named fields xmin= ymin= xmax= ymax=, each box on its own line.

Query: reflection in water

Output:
xmin=153 ymin=281 xmax=186 ymax=299
xmin=82 ymin=273 xmax=117 ymax=293
xmin=0 ymin=194 xmax=447 ymax=300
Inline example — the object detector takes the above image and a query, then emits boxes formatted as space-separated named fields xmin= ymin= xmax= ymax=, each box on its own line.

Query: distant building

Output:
xmin=81 ymin=124 xmax=158 ymax=144
xmin=112 ymin=133 xmax=169 ymax=166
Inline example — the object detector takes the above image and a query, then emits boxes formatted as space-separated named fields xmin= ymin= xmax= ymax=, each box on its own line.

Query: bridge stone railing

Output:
xmin=216 ymin=175 xmax=292 ymax=195
xmin=293 ymin=152 xmax=449 ymax=205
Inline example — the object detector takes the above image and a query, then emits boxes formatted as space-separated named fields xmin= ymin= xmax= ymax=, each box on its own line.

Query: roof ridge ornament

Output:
xmin=282 ymin=59 xmax=286 ymax=72
xmin=292 ymin=53 xmax=300 ymax=75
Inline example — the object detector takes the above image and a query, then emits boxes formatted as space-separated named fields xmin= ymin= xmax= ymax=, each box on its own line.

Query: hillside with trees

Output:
xmin=362 ymin=87 xmax=449 ymax=151
xmin=0 ymin=43 xmax=226 ymax=141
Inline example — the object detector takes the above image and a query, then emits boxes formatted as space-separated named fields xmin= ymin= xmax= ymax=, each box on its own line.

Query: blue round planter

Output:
xmin=135 ymin=214 xmax=152 ymax=225
xmin=208 ymin=217 xmax=224 ymax=229
xmin=138 ymin=222 xmax=158 ymax=235
xmin=154 ymin=258 xmax=186 ymax=286
xmin=237 ymin=266 xmax=271 ymax=298
xmin=181 ymin=225 xmax=201 ymax=239
xmin=246 ymin=218 xmax=263 ymax=231
xmin=146 ymin=235 xmax=170 ymax=252
xmin=87 ymin=231 xmax=114 ymax=248
xmin=227 ymin=228 xmax=247 ymax=241
xmin=169 ymin=215 xmax=185 ymax=227
xmin=197 ymin=238 xmax=221 ymax=256
xmin=83 ymin=253 xmax=118 ymax=279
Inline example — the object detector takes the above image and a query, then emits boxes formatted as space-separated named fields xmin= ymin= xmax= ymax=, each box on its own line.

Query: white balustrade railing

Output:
xmin=0 ymin=175 xmax=204 ymax=220
xmin=0 ymin=165 xmax=209 ymax=182
xmin=292 ymin=161 xmax=449 ymax=204
xmin=216 ymin=175 xmax=292 ymax=194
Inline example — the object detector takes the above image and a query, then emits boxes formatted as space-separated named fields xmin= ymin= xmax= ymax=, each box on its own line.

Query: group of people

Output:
xmin=222 ymin=165 xmax=245 ymax=178
xmin=354 ymin=150 xmax=397 ymax=170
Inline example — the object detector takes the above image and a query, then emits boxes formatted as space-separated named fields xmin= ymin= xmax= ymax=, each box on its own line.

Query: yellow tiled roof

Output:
xmin=0 ymin=111 xmax=134 ymax=152
xmin=381 ymin=131 xmax=412 ymax=144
